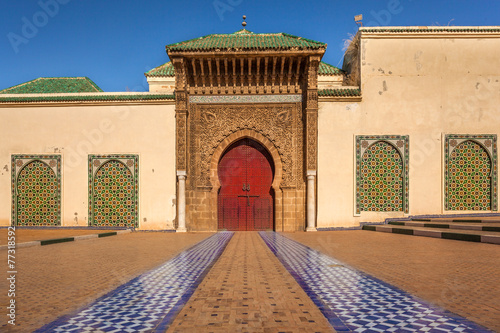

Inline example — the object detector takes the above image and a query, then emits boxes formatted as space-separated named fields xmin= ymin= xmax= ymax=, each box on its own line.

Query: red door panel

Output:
xmin=218 ymin=139 xmax=274 ymax=231
xmin=253 ymin=198 xmax=272 ymax=230
xmin=222 ymin=198 xmax=239 ymax=230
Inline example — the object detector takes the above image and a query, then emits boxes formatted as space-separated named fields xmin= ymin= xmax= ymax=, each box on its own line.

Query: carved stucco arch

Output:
xmin=209 ymin=129 xmax=284 ymax=193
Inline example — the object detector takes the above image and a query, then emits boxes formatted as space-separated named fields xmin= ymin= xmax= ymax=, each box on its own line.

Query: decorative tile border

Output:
xmin=444 ymin=135 xmax=497 ymax=211
xmin=11 ymin=155 xmax=61 ymax=226
xmin=355 ymin=135 xmax=409 ymax=214
xmin=189 ymin=94 xmax=302 ymax=104
xmin=260 ymin=231 xmax=491 ymax=332
xmin=35 ymin=232 xmax=234 ymax=333
xmin=88 ymin=155 xmax=139 ymax=227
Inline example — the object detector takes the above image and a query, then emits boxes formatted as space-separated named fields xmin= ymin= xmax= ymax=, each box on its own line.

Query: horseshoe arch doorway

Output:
xmin=217 ymin=138 xmax=275 ymax=231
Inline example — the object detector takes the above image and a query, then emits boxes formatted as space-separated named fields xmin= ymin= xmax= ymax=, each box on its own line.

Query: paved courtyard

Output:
xmin=1 ymin=229 xmax=498 ymax=332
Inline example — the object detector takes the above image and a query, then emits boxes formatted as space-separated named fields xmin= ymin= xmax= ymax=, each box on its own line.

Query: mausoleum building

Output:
xmin=1 ymin=26 xmax=499 ymax=231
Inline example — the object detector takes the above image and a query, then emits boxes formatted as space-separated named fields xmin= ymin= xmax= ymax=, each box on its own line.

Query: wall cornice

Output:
xmin=359 ymin=26 xmax=500 ymax=39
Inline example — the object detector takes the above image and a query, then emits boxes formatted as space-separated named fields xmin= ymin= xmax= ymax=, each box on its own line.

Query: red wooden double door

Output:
xmin=218 ymin=139 xmax=274 ymax=231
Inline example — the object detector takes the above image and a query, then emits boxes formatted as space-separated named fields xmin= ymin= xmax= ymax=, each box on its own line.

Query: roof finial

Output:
xmin=242 ymin=15 xmax=247 ymax=28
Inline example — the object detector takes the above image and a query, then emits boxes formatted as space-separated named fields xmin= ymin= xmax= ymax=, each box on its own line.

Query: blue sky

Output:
xmin=0 ymin=0 xmax=498 ymax=92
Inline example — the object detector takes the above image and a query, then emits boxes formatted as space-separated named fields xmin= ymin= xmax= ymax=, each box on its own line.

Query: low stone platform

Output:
xmin=363 ymin=215 xmax=500 ymax=245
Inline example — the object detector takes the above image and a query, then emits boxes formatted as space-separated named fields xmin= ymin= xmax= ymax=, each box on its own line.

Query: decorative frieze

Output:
xmin=189 ymin=94 xmax=302 ymax=104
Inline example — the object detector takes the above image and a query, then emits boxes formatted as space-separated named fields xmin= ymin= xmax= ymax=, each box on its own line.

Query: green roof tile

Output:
xmin=318 ymin=88 xmax=361 ymax=97
xmin=166 ymin=30 xmax=326 ymax=52
xmin=318 ymin=62 xmax=343 ymax=76
xmin=145 ymin=62 xmax=175 ymax=77
xmin=0 ymin=94 xmax=174 ymax=103
xmin=0 ymin=77 xmax=103 ymax=94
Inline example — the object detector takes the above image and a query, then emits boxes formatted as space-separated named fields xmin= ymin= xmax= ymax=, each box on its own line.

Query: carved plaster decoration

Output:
xmin=176 ymin=114 xmax=187 ymax=170
xmin=307 ymin=56 xmax=321 ymax=90
xmin=306 ymin=90 xmax=318 ymax=109
xmin=172 ymin=58 xmax=187 ymax=91
xmin=188 ymin=103 xmax=303 ymax=190
xmin=306 ymin=113 xmax=318 ymax=170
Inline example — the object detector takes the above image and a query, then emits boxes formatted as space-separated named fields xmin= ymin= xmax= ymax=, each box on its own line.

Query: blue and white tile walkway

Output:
xmin=35 ymin=232 xmax=233 ymax=333
xmin=259 ymin=231 xmax=491 ymax=333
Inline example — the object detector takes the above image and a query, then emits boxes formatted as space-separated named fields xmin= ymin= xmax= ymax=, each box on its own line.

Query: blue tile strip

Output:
xmin=35 ymin=232 xmax=233 ymax=333
xmin=259 ymin=231 xmax=491 ymax=333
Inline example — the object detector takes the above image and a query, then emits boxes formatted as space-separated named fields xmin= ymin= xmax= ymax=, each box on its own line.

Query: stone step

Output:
xmin=362 ymin=224 xmax=500 ymax=245
xmin=388 ymin=221 xmax=500 ymax=232
xmin=411 ymin=217 xmax=500 ymax=223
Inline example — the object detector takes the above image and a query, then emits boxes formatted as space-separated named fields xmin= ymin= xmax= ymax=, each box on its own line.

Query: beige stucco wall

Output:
xmin=0 ymin=103 xmax=177 ymax=230
xmin=317 ymin=32 xmax=500 ymax=228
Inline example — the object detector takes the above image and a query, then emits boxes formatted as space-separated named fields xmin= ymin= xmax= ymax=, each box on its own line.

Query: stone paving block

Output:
xmin=166 ymin=232 xmax=334 ymax=332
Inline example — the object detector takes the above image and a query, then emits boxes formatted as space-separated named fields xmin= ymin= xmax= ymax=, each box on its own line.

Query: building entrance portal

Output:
xmin=218 ymin=139 xmax=274 ymax=231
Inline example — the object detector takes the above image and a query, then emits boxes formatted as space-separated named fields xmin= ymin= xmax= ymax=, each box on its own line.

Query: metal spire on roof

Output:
xmin=242 ymin=15 xmax=247 ymax=28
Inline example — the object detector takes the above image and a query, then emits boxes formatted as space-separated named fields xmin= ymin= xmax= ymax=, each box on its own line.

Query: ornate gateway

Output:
xmin=167 ymin=27 xmax=326 ymax=231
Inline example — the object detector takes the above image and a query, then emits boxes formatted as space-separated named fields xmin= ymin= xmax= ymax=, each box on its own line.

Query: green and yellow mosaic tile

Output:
xmin=11 ymin=155 xmax=61 ymax=226
xmin=445 ymin=135 xmax=497 ymax=211
xmin=88 ymin=155 xmax=139 ymax=228
xmin=356 ymin=136 xmax=409 ymax=214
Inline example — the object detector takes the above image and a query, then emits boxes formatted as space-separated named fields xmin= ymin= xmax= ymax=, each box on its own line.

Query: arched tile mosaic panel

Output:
xmin=11 ymin=155 xmax=61 ymax=226
xmin=89 ymin=155 xmax=138 ymax=227
xmin=356 ymin=136 xmax=409 ymax=214
xmin=445 ymin=135 xmax=497 ymax=211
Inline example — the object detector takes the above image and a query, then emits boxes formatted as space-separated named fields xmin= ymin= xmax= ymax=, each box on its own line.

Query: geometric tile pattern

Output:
xmin=189 ymin=94 xmax=302 ymax=104
xmin=11 ymin=155 xmax=61 ymax=226
xmin=259 ymin=231 xmax=490 ymax=333
xmin=356 ymin=136 xmax=409 ymax=214
xmin=34 ymin=232 xmax=234 ymax=333
xmin=88 ymin=155 xmax=139 ymax=227
xmin=445 ymin=135 xmax=497 ymax=211
xmin=360 ymin=141 xmax=403 ymax=212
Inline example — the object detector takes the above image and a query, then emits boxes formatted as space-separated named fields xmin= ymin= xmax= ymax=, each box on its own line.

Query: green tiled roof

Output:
xmin=318 ymin=88 xmax=361 ymax=97
xmin=318 ymin=62 xmax=343 ymax=76
xmin=0 ymin=94 xmax=174 ymax=104
xmin=145 ymin=62 xmax=175 ymax=77
xmin=146 ymin=60 xmax=342 ymax=78
xmin=0 ymin=77 xmax=103 ymax=94
xmin=166 ymin=30 xmax=326 ymax=52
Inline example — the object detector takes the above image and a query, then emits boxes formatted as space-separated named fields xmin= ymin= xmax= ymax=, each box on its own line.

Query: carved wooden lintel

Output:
xmin=182 ymin=55 xmax=310 ymax=95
